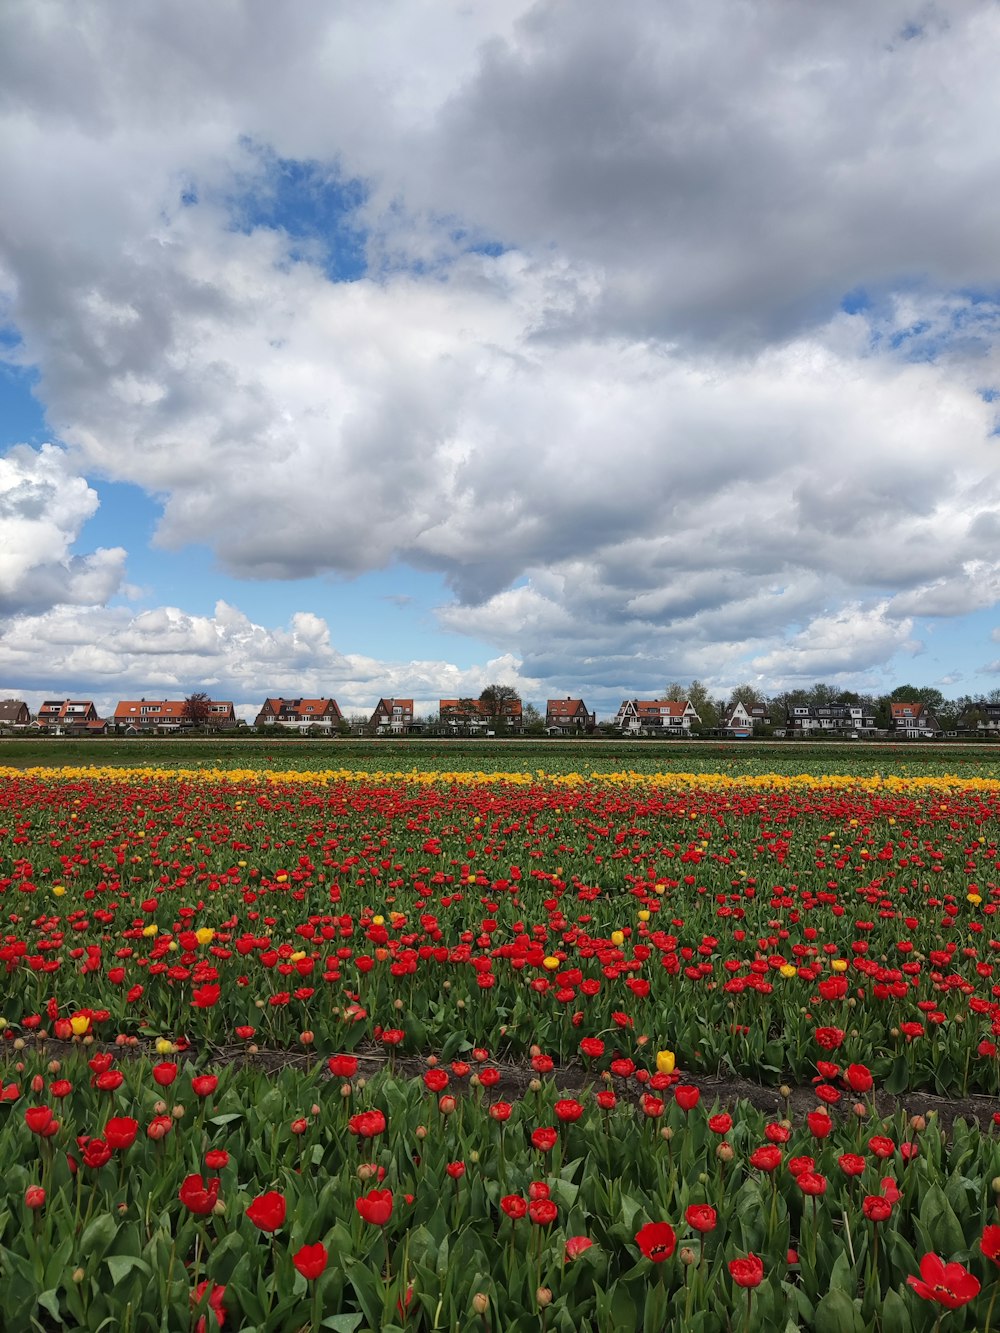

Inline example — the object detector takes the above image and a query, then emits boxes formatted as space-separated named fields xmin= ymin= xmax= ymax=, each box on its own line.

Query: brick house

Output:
xmin=0 ymin=699 xmax=31 ymax=730
xmin=254 ymin=698 xmax=343 ymax=732
xmin=545 ymin=698 xmax=596 ymax=734
xmin=37 ymin=700 xmax=105 ymax=733
xmin=369 ymin=698 xmax=420 ymax=735
xmin=114 ymin=699 xmax=237 ymax=732
xmin=889 ymin=701 xmax=940 ymax=737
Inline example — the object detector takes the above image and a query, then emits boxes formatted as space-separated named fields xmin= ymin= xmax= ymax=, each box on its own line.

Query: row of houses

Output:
xmin=2 ymin=694 xmax=997 ymax=737
xmin=0 ymin=694 xmax=592 ymax=736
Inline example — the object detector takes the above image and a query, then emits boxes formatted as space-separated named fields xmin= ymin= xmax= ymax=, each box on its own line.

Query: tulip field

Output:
xmin=4 ymin=759 xmax=1000 ymax=1330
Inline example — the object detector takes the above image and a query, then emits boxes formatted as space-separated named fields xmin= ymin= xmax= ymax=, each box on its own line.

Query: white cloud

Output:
xmin=1 ymin=3 xmax=1000 ymax=698
xmin=0 ymin=598 xmax=539 ymax=719
xmin=0 ymin=444 xmax=126 ymax=613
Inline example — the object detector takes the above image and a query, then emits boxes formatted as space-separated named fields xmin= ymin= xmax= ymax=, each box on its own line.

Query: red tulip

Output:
xmin=863 ymin=1195 xmax=893 ymax=1222
xmin=104 ymin=1116 xmax=138 ymax=1150
xmin=152 ymin=1062 xmax=177 ymax=1087
xmin=501 ymin=1195 xmax=527 ymax=1219
xmin=355 ymin=1189 xmax=393 ymax=1226
xmin=529 ymin=1199 xmax=558 ymax=1225
xmin=292 ymin=1243 xmax=328 ymax=1280
xmin=246 ymin=1191 xmax=286 ymax=1232
xmin=729 ymin=1253 xmax=765 ymax=1288
xmin=635 ymin=1221 xmax=677 ymax=1262
xmin=179 ymin=1174 xmax=221 ymax=1216
xmin=24 ymin=1186 xmax=45 ymax=1210
xmin=674 ymin=1085 xmax=700 ymax=1111
xmin=191 ymin=1075 xmax=218 ymax=1098
xmin=907 ymin=1254 xmax=980 ymax=1309
xmin=685 ymin=1205 xmax=718 ymax=1233
xmin=565 ymin=1236 xmax=593 ymax=1260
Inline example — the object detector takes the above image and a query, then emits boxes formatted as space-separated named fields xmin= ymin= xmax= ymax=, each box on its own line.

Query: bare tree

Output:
xmin=183 ymin=692 xmax=212 ymax=728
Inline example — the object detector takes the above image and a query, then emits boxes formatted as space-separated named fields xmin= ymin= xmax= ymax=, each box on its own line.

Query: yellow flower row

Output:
xmin=1 ymin=764 xmax=1000 ymax=792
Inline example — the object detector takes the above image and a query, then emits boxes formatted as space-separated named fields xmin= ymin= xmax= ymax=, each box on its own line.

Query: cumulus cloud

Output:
xmin=0 ymin=598 xmax=539 ymax=720
xmin=1 ymin=2 xmax=1000 ymax=699
xmin=0 ymin=444 xmax=126 ymax=613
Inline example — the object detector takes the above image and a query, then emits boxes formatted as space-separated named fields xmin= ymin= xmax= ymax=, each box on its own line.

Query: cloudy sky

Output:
xmin=2 ymin=0 xmax=1000 ymax=721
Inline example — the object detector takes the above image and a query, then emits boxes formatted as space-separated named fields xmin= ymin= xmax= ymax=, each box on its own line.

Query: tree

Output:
xmin=183 ymin=692 xmax=212 ymax=729
xmin=522 ymin=702 xmax=545 ymax=736
xmin=685 ymin=680 xmax=719 ymax=731
xmin=479 ymin=684 xmax=521 ymax=731
xmin=726 ymin=684 xmax=766 ymax=711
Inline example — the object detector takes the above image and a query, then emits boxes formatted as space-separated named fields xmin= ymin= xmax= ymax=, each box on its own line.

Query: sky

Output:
xmin=2 ymin=1 xmax=1000 ymax=723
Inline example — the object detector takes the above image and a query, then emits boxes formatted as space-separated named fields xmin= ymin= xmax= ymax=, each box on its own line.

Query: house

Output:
xmin=254 ymin=698 xmax=343 ymax=732
xmin=0 ymin=699 xmax=31 ymax=730
xmin=114 ymin=700 xmax=188 ymax=732
xmin=889 ymin=701 xmax=940 ymax=737
xmin=958 ymin=701 xmax=1000 ymax=734
xmin=614 ymin=699 xmax=700 ymax=735
xmin=37 ymin=700 xmax=104 ymax=734
xmin=439 ymin=697 xmax=524 ymax=734
xmin=786 ymin=702 xmax=875 ymax=733
xmin=545 ymin=698 xmax=596 ymax=734
xmin=113 ymin=699 xmax=237 ymax=732
xmin=439 ymin=699 xmax=490 ymax=734
xmin=369 ymin=698 xmax=421 ymax=735
xmin=720 ymin=701 xmax=754 ymax=736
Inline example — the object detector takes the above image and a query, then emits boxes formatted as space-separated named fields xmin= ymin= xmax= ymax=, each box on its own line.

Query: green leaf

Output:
xmin=322 ymin=1316 xmax=364 ymax=1333
xmin=813 ymin=1287 xmax=865 ymax=1333
xmin=79 ymin=1213 xmax=118 ymax=1258
xmin=36 ymin=1291 xmax=63 ymax=1325
xmin=880 ymin=1289 xmax=913 ymax=1333
xmin=883 ymin=1054 xmax=910 ymax=1095
xmin=209 ymin=1113 xmax=244 ymax=1127
xmin=105 ymin=1255 xmax=150 ymax=1287
xmin=919 ymin=1183 xmax=965 ymax=1256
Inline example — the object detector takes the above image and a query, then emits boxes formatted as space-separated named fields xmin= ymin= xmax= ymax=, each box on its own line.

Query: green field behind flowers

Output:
xmin=2 ymin=733 xmax=999 ymax=778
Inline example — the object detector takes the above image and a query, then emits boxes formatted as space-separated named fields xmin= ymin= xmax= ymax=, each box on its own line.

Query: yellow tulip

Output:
xmin=831 ymin=959 xmax=848 ymax=973
xmin=142 ymin=924 xmax=158 ymax=937
xmin=610 ymin=930 xmax=625 ymax=947
xmin=195 ymin=927 xmax=215 ymax=945
xmin=69 ymin=1015 xmax=90 ymax=1036
xmin=155 ymin=1038 xmax=175 ymax=1055
xmin=542 ymin=956 xmax=560 ymax=971
xmin=52 ymin=884 xmax=65 ymax=897
xmin=638 ymin=910 xmax=650 ymax=922
xmin=968 ymin=893 xmax=982 ymax=905
xmin=656 ymin=1049 xmax=676 ymax=1075
xmin=779 ymin=964 xmax=797 ymax=978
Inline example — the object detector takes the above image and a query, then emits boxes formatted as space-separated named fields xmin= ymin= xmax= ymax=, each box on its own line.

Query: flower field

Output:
xmin=4 ymin=763 xmax=1000 ymax=1330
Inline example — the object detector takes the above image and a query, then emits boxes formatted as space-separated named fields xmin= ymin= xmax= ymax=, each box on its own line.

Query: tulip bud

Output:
xmin=438 ymin=1096 xmax=456 ymax=1116
xmin=213 ymin=1199 xmax=226 ymax=1216
xmin=472 ymin=1294 xmax=490 ymax=1315
xmin=528 ymin=1079 xmax=542 ymax=1093
xmin=415 ymin=1125 xmax=427 ymax=1139
xmin=247 ymin=1044 xmax=259 ymax=1055
xmin=393 ymin=998 xmax=404 ymax=1010
xmin=47 ymin=1061 xmax=61 ymax=1074
xmin=72 ymin=1269 xmax=85 ymax=1284
xmin=660 ymin=1127 xmax=673 ymax=1141
xmin=14 ymin=1039 xmax=25 ymax=1051
xmin=341 ymin=1084 xmax=353 ymax=1098
xmin=853 ymin=1103 xmax=866 ymax=1118
xmin=698 ymin=1172 xmax=708 ymax=1184
xmin=910 ymin=1116 xmax=926 ymax=1132
xmin=992 ymin=1177 xmax=1000 ymax=1195
xmin=779 ymin=1086 xmax=791 ymax=1099
xmin=716 ymin=1143 xmax=734 ymax=1162
xmin=536 ymin=1288 xmax=552 ymax=1308
xmin=171 ymin=1105 xmax=185 ymax=1119
xmin=469 ymin=1150 xmax=480 ymax=1163
xmin=680 ymin=1247 xmax=697 ymax=1266
xmin=357 ymin=1078 xmax=366 ymax=1091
